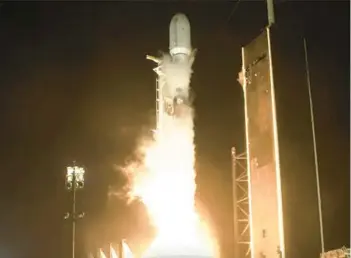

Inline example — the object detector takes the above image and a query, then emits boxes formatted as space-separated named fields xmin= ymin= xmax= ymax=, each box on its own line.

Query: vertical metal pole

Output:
xmin=118 ymin=240 xmax=124 ymax=258
xmin=267 ymin=0 xmax=275 ymax=26
xmin=303 ymin=38 xmax=325 ymax=253
xmin=72 ymin=169 xmax=76 ymax=258
xmin=156 ymin=77 xmax=159 ymax=131
xmin=65 ymin=163 xmax=84 ymax=258
xmin=232 ymin=147 xmax=239 ymax=258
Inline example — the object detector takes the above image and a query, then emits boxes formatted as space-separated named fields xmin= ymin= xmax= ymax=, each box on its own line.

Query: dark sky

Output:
xmin=0 ymin=1 xmax=348 ymax=258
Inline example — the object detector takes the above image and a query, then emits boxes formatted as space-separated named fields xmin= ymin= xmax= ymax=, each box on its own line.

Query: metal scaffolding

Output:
xmin=231 ymin=147 xmax=251 ymax=258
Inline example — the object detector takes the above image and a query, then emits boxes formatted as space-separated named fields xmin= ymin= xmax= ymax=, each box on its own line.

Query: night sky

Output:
xmin=0 ymin=1 xmax=349 ymax=258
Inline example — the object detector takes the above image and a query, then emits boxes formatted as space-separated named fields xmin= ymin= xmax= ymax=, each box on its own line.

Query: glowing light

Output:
xmin=111 ymin=247 xmax=118 ymax=258
xmin=65 ymin=166 xmax=85 ymax=189
xmin=120 ymin=52 xmax=217 ymax=257
xmin=104 ymin=241 xmax=134 ymax=258
xmin=99 ymin=249 xmax=107 ymax=258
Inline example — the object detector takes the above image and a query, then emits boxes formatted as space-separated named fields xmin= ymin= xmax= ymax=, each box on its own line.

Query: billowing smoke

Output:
xmin=113 ymin=53 xmax=196 ymax=204
xmin=109 ymin=135 xmax=154 ymax=203
xmin=110 ymin=51 xmax=217 ymax=258
xmin=161 ymin=54 xmax=193 ymax=100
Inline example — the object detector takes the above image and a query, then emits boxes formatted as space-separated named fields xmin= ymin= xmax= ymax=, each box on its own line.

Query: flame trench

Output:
xmin=121 ymin=54 xmax=216 ymax=258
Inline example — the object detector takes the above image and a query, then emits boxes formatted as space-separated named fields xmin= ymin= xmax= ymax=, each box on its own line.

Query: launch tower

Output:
xmin=235 ymin=1 xmax=324 ymax=258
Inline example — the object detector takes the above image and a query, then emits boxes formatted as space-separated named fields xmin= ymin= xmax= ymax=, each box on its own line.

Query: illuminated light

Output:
xmin=99 ymin=249 xmax=107 ymax=258
xmin=111 ymin=247 xmax=118 ymax=258
xmin=266 ymin=26 xmax=285 ymax=257
xmin=121 ymin=240 xmax=135 ymax=258
xmin=98 ymin=242 xmax=134 ymax=258
xmin=74 ymin=166 xmax=85 ymax=184
xmin=66 ymin=167 xmax=74 ymax=184
xmin=65 ymin=166 xmax=85 ymax=189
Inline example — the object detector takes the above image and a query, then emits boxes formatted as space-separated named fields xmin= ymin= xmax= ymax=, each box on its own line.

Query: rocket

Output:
xmin=169 ymin=13 xmax=195 ymax=64
xmin=147 ymin=13 xmax=194 ymax=65
xmin=147 ymin=13 xmax=196 ymax=132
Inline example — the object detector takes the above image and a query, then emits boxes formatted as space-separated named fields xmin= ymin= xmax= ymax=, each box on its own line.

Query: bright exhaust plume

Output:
xmin=96 ymin=13 xmax=218 ymax=258
xmin=118 ymin=52 xmax=217 ymax=258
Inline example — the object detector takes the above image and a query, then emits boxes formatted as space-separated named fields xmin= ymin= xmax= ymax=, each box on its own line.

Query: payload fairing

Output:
xmin=147 ymin=13 xmax=196 ymax=133
xmin=169 ymin=13 xmax=193 ymax=61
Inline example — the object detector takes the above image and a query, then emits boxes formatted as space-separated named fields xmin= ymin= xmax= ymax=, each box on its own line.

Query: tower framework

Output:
xmin=231 ymin=148 xmax=251 ymax=258
xmin=239 ymin=24 xmax=323 ymax=258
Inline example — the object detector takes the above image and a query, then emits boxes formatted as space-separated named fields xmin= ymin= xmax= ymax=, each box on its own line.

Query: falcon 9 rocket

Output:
xmin=147 ymin=13 xmax=196 ymax=134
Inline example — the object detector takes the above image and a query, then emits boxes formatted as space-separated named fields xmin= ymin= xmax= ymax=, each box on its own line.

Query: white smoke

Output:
xmin=109 ymin=50 xmax=218 ymax=258
xmin=109 ymin=135 xmax=154 ymax=204
xmin=161 ymin=54 xmax=193 ymax=99
xmin=112 ymin=53 xmax=196 ymax=204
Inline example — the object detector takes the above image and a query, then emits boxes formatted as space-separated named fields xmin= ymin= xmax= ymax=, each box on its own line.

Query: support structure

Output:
xmin=146 ymin=55 xmax=163 ymax=135
xmin=231 ymin=147 xmax=251 ymax=258
xmin=239 ymin=22 xmax=324 ymax=258
xmin=65 ymin=162 xmax=85 ymax=258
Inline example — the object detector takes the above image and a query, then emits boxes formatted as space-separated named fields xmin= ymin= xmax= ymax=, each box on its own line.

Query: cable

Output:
xmin=227 ymin=0 xmax=243 ymax=23
xmin=303 ymin=38 xmax=325 ymax=253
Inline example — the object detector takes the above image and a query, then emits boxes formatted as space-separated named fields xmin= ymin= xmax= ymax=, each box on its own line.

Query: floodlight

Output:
xmin=65 ymin=166 xmax=85 ymax=190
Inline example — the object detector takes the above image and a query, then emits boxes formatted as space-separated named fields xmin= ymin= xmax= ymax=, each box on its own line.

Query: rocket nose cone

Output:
xmin=169 ymin=13 xmax=192 ymax=56
xmin=170 ymin=13 xmax=190 ymax=28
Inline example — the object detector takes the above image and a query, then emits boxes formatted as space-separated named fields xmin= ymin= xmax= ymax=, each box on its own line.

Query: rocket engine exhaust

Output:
xmin=148 ymin=13 xmax=196 ymax=130
xmin=118 ymin=13 xmax=217 ymax=258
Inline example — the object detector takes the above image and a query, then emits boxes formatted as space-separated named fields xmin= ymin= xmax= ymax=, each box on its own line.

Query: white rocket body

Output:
xmin=147 ymin=13 xmax=195 ymax=134
xmin=169 ymin=13 xmax=192 ymax=61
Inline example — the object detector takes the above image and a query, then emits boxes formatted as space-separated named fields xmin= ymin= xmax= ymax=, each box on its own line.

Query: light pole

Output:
xmin=64 ymin=162 xmax=85 ymax=258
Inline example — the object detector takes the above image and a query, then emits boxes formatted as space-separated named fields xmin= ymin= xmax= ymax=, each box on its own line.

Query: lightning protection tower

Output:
xmin=236 ymin=0 xmax=324 ymax=257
